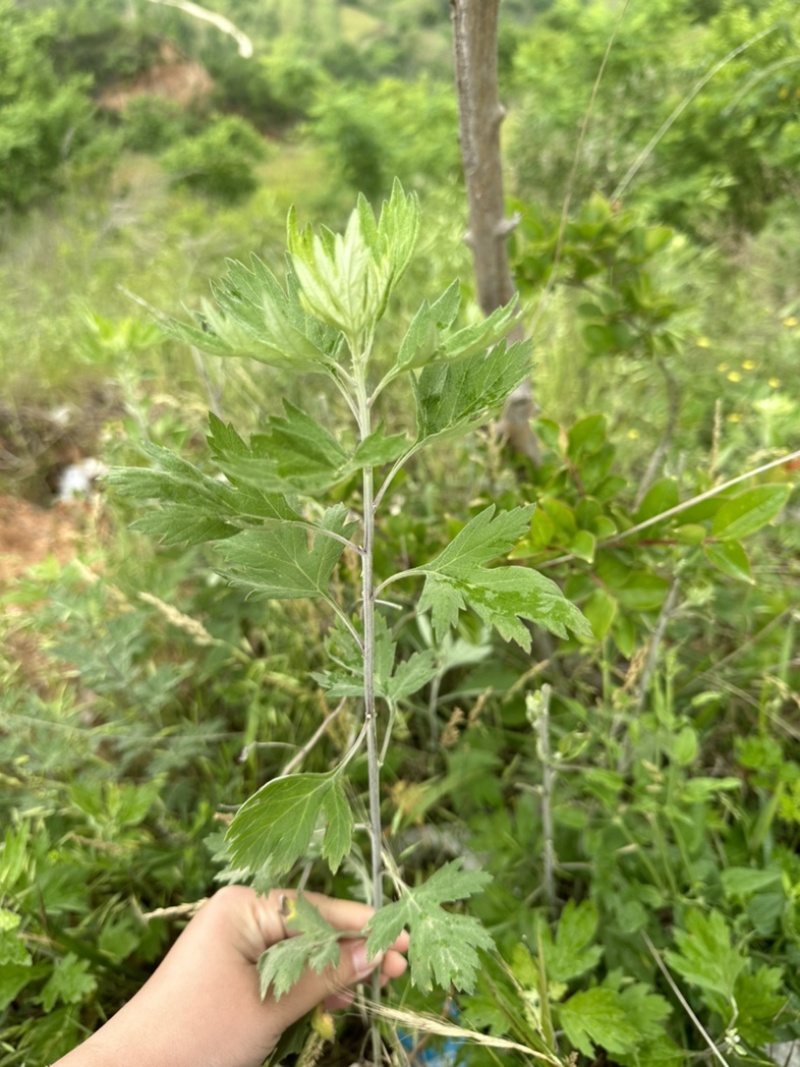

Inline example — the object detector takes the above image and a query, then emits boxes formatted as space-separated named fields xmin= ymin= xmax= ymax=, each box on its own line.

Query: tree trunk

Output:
xmin=449 ymin=0 xmax=538 ymax=462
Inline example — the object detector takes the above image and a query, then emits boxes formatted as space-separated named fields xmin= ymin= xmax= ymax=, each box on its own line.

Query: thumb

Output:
xmin=268 ymin=939 xmax=382 ymax=1031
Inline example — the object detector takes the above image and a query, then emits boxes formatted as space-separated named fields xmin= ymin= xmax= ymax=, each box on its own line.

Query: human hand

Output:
xmin=52 ymin=885 xmax=409 ymax=1067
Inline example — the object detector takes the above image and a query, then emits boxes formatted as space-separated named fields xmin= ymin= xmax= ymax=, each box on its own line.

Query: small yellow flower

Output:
xmin=783 ymin=316 xmax=799 ymax=327
xmin=741 ymin=360 xmax=755 ymax=370
xmin=727 ymin=371 xmax=742 ymax=382
xmin=627 ymin=428 xmax=640 ymax=440
xmin=717 ymin=361 xmax=729 ymax=372
xmin=769 ymin=377 xmax=781 ymax=388
xmin=696 ymin=336 xmax=711 ymax=348
xmin=727 ymin=413 xmax=741 ymax=423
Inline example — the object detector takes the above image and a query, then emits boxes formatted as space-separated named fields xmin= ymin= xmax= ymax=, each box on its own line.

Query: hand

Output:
xmin=52 ymin=886 xmax=409 ymax=1067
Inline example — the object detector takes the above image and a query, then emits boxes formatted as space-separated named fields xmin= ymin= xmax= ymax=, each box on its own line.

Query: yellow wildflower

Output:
xmin=783 ymin=316 xmax=799 ymax=327
xmin=627 ymin=429 xmax=640 ymax=440
xmin=696 ymin=336 xmax=711 ymax=348
xmin=727 ymin=413 xmax=741 ymax=423
xmin=727 ymin=371 xmax=742 ymax=383
xmin=717 ymin=361 xmax=729 ymax=372
xmin=769 ymin=377 xmax=781 ymax=388
xmin=741 ymin=360 xmax=755 ymax=370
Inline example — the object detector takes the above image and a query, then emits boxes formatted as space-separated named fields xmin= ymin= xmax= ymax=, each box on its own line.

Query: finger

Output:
xmin=254 ymin=889 xmax=409 ymax=954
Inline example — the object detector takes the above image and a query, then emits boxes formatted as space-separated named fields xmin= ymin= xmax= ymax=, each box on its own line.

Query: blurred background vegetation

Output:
xmin=1 ymin=1 xmax=799 ymax=1064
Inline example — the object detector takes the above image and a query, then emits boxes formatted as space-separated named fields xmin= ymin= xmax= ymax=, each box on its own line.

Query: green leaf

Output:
xmin=704 ymin=540 xmax=753 ymax=583
xmin=395 ymin=299 xmax=442 ymax=372
xmin=440 ymin=298 xmax=520 ymax=362
xmin=582 ymin=588 xmax=617 ymax=640
xmin=413 ymin=340 xmax=532 ymax=444
xmin=567 ymin=414 xmax=607 ymax=460
xmin=417 ymin=505 xmax=590 ymax=647
xmin=216 ymin=505 xmax=355 ymax=600
xmin=353 ymin=424 xmax=411 ymax=467
xmin=540 ymin=899 xmax=603 ymax=985
xmin=217 ymin=402 xmax=350 ymax=496
xmin=570 ymin=530 xmax=596 ymax=563
xmin=635 ymin=478 xmax=679 ymax=524
xmin=425 ymin=506 xmax=534 ymax=576
xmin=419 ymin=566 xmax=590 ymax=650
xmin=109 ymin=434 xmax=297 ymax=547
xmin=0 ymin=927 xmax=30 ymax=967
xmin=617 ymin=981 xmax=672 ymax=1042
xmin=670 ymin=725 xmax=698 ymax=766
xmin=664 ymin=909 xmax=745 ymax=1000
xmin=385 ymin=650 xmax=438 ymax=703
xmin=288 ymin=180 xmax=419 ymax=340
xmin=560 ymin=988 xmax=641 ymax=1057
xmin=0 ymin=963 xmax=42 ymax=1012
xmin=712 ymin=484 xmax=791 ymax=540
xmin=733 ymin=966 xmax=787 ymax=1047
xmin=720 ymin=867 xmax=782 ymax=901
xmin=365 ymin=860 xmax=493 ymax=993
xmin=169 ymin=255 xmax=340 ymax=372
xmin=38 ymin=954 xmax=97 ymax=1013
xmin=615 ymin=572 xmax=670 ymax=612
xmin=226 ymin=772 xmax=353 ymax=876
xmin=258 ymin=894 xmax=342 ymax=1001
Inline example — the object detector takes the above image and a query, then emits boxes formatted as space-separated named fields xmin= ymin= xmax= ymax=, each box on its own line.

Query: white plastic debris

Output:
xmin=56 ymin=458 xmax=108 ymax=502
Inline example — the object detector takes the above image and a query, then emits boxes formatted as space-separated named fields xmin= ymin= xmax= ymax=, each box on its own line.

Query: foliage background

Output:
xmin=1 ymin=0 xmax=799 ymax=1064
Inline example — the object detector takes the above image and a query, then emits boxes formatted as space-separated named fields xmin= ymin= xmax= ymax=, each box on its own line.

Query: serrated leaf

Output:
xmin=733 ymin=965 xmax=787 ymax=1046
xmin=413 ymin=340 xmax=532 ymax=444
xmin=540 ymin=899 xmax=603 ymax=985
xmin=353 ymin=424 xmax=411 ymax=467
xmin=386 ymin=649 xmax=438 ymax=703
xmin=415 ymin=504 xmax=589 ymax=648
xmin=365 ymin=860 xmax=493 ymax=993
xmin=216 ymin=505 xmax=355 ymax=600
xmin=288 ymin=181 xmax=419 ymax=339
xmin=712 ymin=484 xmax=791 ymax=540
xmin=226 ymin=772 xmax=353 ymax=876
xmin=419 ymin=566 xmax=591 ymax=651
xmin=560 ymin=988 xmax=641 ymax=1057
xmin=704 ymin=540 xmax=753 ymax=583
xmin=425 ymin=506 xmax=534 ymax=576
xmin=616 ymin=981 xmax=672 ymax=1041
xmin=132 ymin=508 xmax=238 ymax=546
xmin=109 ymin=433 xmax=297 ymax=547
xmin=258 ymin=896 xmax=342 ymax=1001
xmin=440 ymin=298 xmax=519 ymax=362
xmin=168 ymin=255 xmax=340 ymax=372
xmin=38 ymin=954 xmax=97 ymax=1013
xmin=664 ymin=909 xmax=745 ymax=999
xmin=217 ymin=402 xmax=350 ymax=496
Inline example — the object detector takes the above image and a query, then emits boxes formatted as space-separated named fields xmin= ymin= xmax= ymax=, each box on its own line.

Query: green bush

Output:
xmin=308 ymin=76 xmax=460 ymax=200
xmin=161 ymin=114 xmax=266 ymax=202
xmin=0 ymin=1 xmax=95 ymax=212
xmin=121 ymin=94 xmax=201 ymax=154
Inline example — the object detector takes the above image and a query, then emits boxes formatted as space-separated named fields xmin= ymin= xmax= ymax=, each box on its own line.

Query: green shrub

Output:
xmin=161 ymin=114 xmax=266 ymax=202
xmin=0 ymin=1 xmax=95 ymax=212
xmin=121 ymin=94 xmax=200 ymax=154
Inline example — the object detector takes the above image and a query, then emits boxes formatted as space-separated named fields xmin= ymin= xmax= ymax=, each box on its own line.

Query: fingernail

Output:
xmin=352 ymin=943 xmax=380 ymax=979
